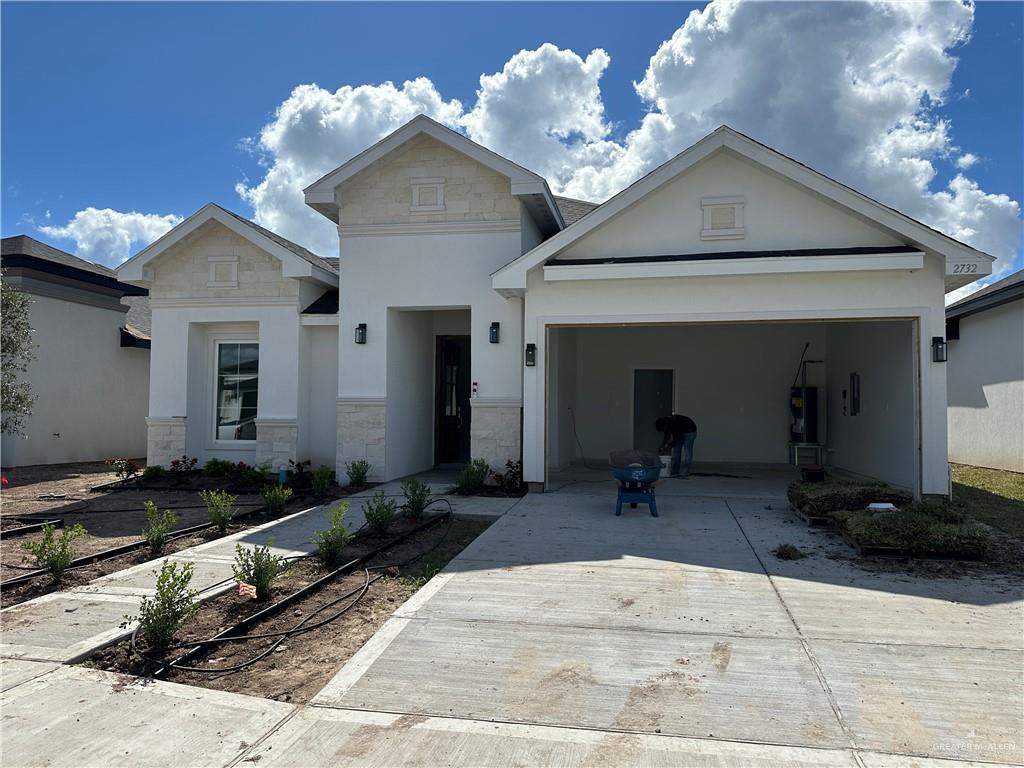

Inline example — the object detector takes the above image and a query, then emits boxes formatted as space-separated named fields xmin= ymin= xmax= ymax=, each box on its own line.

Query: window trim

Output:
xmin=211 ymin=339 xmax=259 ymax=445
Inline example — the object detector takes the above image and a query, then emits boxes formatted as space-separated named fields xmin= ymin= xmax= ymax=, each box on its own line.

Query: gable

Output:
xmin=558 ymin=150 xmax=902 ymax=262
xmin=337 ymin=134 xmax=522 ymax=228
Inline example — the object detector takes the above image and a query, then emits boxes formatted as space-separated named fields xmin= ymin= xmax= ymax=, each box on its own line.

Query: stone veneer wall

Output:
xmin=336 ymin=398 xmax=387 ymax=482
xmin=255 ymin=419 xmax=298 ymax=469
xmin=146 ymin=417 xmax=186 ymax=468
xmin=470 ymin=400 xmax=522 ymax=471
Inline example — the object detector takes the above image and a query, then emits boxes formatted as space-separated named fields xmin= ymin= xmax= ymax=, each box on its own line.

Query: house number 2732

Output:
xmin=951 ymin=263 xmax=978 ymax=274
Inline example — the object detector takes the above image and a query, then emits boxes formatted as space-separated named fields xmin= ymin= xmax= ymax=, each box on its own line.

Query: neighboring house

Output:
xmin=1 ymin=236 xmax=151 ymax=467
xmin=946 ymin=270 xmax=1024 ymax=472
xmin=117 ymin=116 xmax=993 ymax=498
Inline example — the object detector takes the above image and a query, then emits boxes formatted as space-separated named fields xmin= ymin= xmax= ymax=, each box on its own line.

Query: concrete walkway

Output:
xmin=2 ymin=485 xmax=1021 ymax=767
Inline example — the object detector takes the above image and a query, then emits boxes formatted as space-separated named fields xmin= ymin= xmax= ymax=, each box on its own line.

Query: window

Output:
xmin=410 ymin=177 xmax=446 ymax=213
xmin=214 ymin=342 xmax=258 ymax=441
xmin=207 ymin=256 xmax=238 ymax=288
xmin=701 ymin=196 xmax=745 ymax=240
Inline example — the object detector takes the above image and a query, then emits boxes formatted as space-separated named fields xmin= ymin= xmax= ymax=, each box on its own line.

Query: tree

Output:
xmin=1 ymin=273 xmax=36 ymax=435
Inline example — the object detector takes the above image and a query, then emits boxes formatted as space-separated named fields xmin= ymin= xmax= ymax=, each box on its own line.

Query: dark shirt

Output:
xmin=660 ymin=414 xmax=697 ymax=447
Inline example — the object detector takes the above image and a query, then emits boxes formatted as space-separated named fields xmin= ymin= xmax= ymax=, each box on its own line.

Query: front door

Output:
xmin=436 ymin=336 xmax=471 ymax=464
xmin=633 ymin=369 xmax=674 ymax=452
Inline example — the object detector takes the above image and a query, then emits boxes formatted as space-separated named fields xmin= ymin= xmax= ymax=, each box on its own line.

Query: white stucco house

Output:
xmin=117 ymin=116 xmax=995 ymax=498
xmin=946 ymin=269 xmax=1024 ymax=472
xmin=1 ymin=235 xmax=151 ymax=467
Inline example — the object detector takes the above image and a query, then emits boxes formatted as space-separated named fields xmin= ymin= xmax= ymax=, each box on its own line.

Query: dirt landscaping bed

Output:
xmin=83 ymin=516 xmax=489 ymax=704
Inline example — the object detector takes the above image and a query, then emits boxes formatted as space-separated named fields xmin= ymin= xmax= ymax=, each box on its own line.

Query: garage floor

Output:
xmin=295 ymin=487 xmax=1023 ymax=766
xmin=548 ymin=462 xmax=799 ymax=499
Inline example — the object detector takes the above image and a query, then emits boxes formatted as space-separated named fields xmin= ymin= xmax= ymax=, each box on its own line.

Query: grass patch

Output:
xmin=951 ymin=464 xmax=1024 ymax=539
xmin=832 ymin=501 xmax=990 ymax=559
xmin=396 ymin=519 xmax=490 ymax=588
xmin=788 ymin=479 xmax=913 ymax=517
xmin=772 ymin=543 xmax=807 ymax=560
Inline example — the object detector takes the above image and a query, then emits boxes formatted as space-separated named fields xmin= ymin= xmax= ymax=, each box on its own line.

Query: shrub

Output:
xmin=311 ymin=465 xmax=335 ymax=498
xmin=454 ymin=459 xmax=490 ymax=495
xmin=21 ymin=523 xmax=87 ymax=581
xmin=773 ymin=543 xmax=807 ymax=560
xmin=287 ymin=459 xmax=312 ymax=488
xmin=401 ymin=478 xmax=431 ymax=520
xmin=491 ymin=459 xmax=524 ymax=494
xmin=345 ymin=459 xmax=371 ymax=487
xmin=230 ymin=461 xmax=266 ymax=487
xmin=142 ymin=500 xmax=177 ymax=555
xmin=262 ymin=485 xmax=293 ymax=516
xmin=787 ymin=480 xmax=913 ymax=517
xmin=124 ymin=561 xmax=198 ymax=653
xmin=203 ymin=458 xmax=235 ymax=478
xmin=106 ymin=457 xmax=139 ymax=483
xmin=168 ymin=455 xmax=198 ymax=475
xmin=141 ymin=465 xmax=165 ymax=482
xmin=315 ymin=501 xmax=353 ymax=567
xmin=833 ymin=501 xmax=990 ymax=559
xmin=233 ymin=543 xmax=285 ymax=600
xmin=199 ymin=489 xmax=236 ymax=534
xmin=363 ymin=491 xmax=397 ymax=534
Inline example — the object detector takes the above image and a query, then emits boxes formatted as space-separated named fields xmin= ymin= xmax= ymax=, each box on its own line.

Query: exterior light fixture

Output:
xmin=354 ymin=323 xmax=367 ymax=344
xmin=489 ymin=322 xmax=500 ymax=343
xmin=525 ymin=343 xmax=537 ymax=367
xmin=932 ymin=336 xmax=947 ymax=363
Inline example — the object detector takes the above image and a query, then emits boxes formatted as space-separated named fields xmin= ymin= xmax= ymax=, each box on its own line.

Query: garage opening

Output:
xmin=546 ymin=319 xmax=919 ymax=494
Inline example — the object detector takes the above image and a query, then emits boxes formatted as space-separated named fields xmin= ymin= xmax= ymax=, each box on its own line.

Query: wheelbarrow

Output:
xmin=609 ymin=450 xmax=663 ymax=517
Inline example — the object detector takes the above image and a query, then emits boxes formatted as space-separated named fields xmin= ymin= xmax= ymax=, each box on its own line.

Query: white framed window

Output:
xmin=410 ymin=177 xmax=446 ymax=213
xmin=213 ymin=340 xmax=258 ymax=442
xmin=207 ymin=255 xmax=239 ymax=288
xmin=701 ymin=196 xmax=745 ymax=240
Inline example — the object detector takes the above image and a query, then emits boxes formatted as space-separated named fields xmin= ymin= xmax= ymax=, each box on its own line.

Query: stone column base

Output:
xmin=470 ymin=398 xmax=522 ymax=472
xmin=336 ymin=397 xmax=387 ymax=482
xmin=146 ymin=416 xmax=186 ymax=468
xmin=255 ymin=418 xmax=298 ymax=469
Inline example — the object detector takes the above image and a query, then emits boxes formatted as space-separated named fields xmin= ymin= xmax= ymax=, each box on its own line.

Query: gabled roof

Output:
xmin=303 ymin=114 xmax=564 ymax=235
xmin=553 ymin=196 xmax=599 ymax=226
xmin=1 ymin=234 xmax=147 ymax=296
xmin=946 ymin=268 xmax=1024 ymax=320
xmin=117 ymin=203 xmax=338 ymax=287
xmin=492 ymin=126 xmax=995 ymax=296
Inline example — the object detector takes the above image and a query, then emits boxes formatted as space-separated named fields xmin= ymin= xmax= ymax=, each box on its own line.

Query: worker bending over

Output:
xmin=656 ymin=414 xmax=698 ymax=478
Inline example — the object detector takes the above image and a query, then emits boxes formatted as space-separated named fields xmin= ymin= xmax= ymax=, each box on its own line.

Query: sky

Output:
xmin=2 ymin=1 xmax=1022 ymax=300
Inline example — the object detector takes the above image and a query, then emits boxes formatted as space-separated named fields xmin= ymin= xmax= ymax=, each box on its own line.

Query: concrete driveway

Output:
xmin=261 ymin=486 xmax=1023 ymax=767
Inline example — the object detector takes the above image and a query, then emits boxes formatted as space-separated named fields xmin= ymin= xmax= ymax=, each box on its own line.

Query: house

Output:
xmin=117 ymin=116 xmax=994 ymax=497
xmin=1 ymin=235 xmax=151 ymax=467
xmin=946 ymin=270 xmax=1024 ymax=472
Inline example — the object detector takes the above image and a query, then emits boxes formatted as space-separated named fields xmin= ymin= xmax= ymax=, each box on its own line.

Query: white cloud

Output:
xmin=236 ymin=0 xmax=1020 ymax=277
xmin=40 ymin=208 xmax=182 ymax=267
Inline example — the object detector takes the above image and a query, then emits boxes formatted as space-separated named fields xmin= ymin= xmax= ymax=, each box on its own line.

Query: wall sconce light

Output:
xmin=932 ymin=336 xmax=947 ymax=363
xmin=525 ymin=343 xmax=537 ymax=367
xmin=354 ymin=323 xmax=367 ymax=344
xmin=489 ymin=322 xmax=500 ymax=344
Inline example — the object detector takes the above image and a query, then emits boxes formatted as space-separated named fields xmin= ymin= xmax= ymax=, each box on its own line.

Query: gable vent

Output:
xmin=701 ymin=196 xmax=745 ymax=240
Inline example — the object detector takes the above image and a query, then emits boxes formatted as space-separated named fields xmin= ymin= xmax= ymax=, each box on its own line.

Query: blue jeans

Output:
xmin=671 ymin=432 xmax=697 ymax=476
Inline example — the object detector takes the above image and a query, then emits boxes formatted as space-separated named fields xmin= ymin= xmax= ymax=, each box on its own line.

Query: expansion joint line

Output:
xmin=724 ymin=500 xmax=866 ymax=768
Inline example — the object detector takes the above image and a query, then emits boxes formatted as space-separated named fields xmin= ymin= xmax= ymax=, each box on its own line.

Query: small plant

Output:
xmin=287 ymin=459 xmax=312 ymax=488
xmin=230 ymin=461 xmax=266 ymax=487
xmin=773 ymin=543 xmax=807 ymax=560
xmin=345 ymin=459 xmax=371 ymax=487
xmin=262 ymin=484 xmax=293 ymax=515
xmin=168 ymin=455 xmax=198 ymax=474
xmin=311 ymin=465 xmax=335 ymax=498
xmin=123 ymin=561 xmax=198 ymax=653
xmin=491 ymin=459 xmax=524 ymax=495
xmin=401 ymin=478 xmax=431 ymax=520
xmin=454 ymin=458 xmax=490 ymax=495
xmin=203 ymin=458 xmax=235 ymax=478
xmin=363 ymin=491 xmax=397 ymax=534
xmin=315 ymin=501 xmax=354 ymax=567
xmin=142 ymin=500 xmax=177 ymax=555
xmin=141 ymin=465 xmax=165 ymax=482
xmin=106 ymin=457 xmax=139 ymax=483
xmin=21 ymin=523 xmax=87 ymax=581
xmin=199 ymin=489 xmax=236 ymax=534
xmin=232 ymin=543 xmax=285 ymax=600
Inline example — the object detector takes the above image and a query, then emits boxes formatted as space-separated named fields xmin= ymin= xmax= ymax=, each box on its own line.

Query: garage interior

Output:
xmin=546 ymin=319 xmax=919 ymax=494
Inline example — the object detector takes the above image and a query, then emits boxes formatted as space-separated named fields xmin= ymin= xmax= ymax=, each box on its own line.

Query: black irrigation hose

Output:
xmin=0 ymin=519 xmax=64 ymax=539
xmin=143 ymin=506 xmax=453 ymax=676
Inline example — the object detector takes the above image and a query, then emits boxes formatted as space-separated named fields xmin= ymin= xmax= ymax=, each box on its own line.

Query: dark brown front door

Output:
xmin=436 ymin=336 xmax=471 ymax=464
